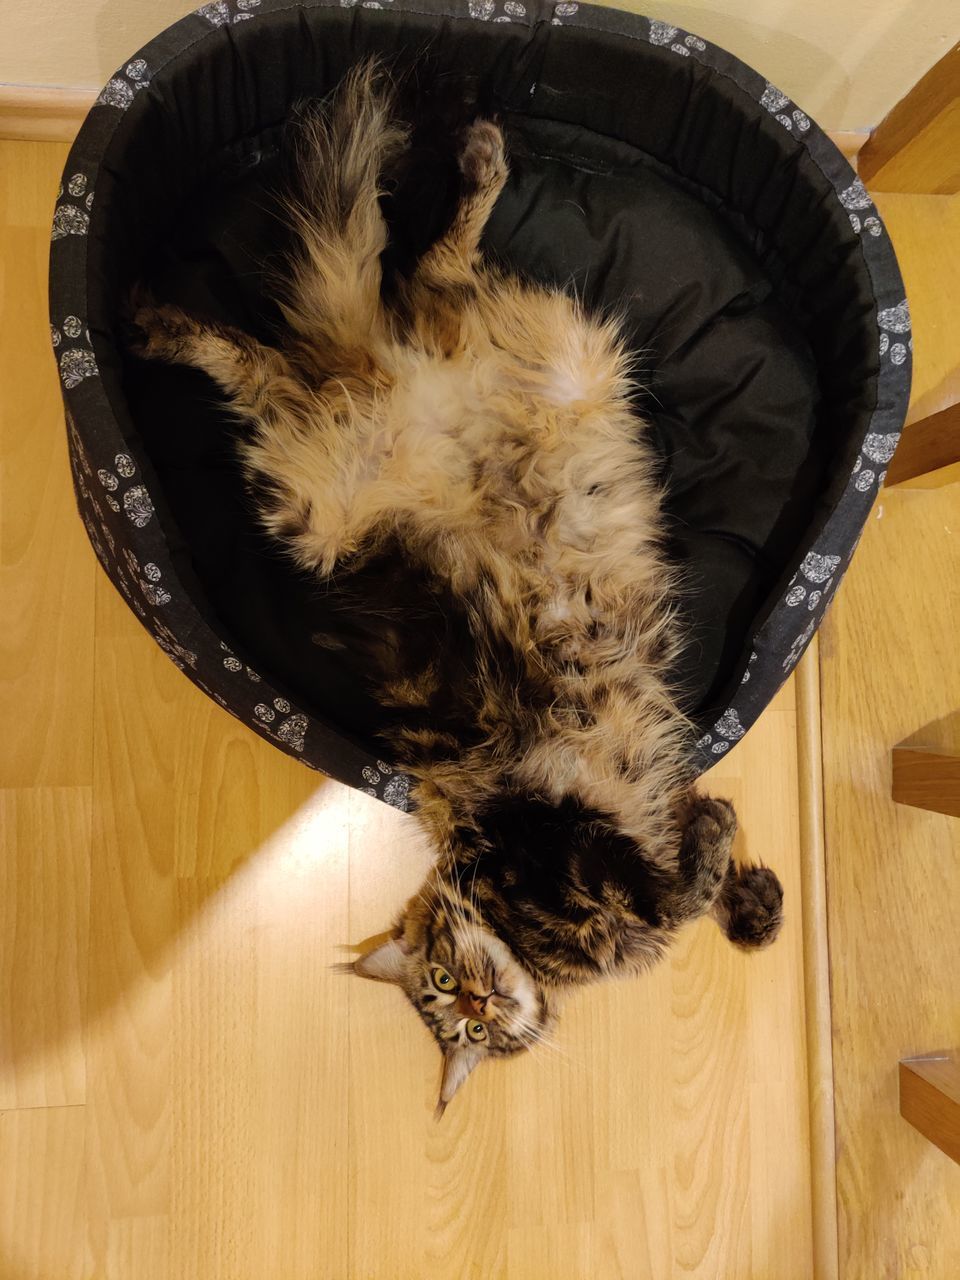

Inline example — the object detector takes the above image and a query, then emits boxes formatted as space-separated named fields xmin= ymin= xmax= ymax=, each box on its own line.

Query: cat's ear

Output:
xmin=354 ymin=936 xmax=410 ymax=984
xmin=436 ymin=1047 xmax=482 ymax=1117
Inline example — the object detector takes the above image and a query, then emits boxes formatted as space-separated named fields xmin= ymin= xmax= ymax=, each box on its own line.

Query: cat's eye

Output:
xmin=466 ymin=1021 xmax=487 ymax=1043
xmin=431 ymin=967 xmax=457 ymax=993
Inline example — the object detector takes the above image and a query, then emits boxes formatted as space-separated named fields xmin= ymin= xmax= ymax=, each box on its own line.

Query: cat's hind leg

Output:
xmin=670 ymin=796 xmax=784 ymax=949
xmin=412 ymin=119 xmax=508 ymax=290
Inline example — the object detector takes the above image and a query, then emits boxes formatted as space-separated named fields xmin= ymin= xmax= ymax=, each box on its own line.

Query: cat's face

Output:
xmin=354 ymin=878 xmax=551 ymax=1113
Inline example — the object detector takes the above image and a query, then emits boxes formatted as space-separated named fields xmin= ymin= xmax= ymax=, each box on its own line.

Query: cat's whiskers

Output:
xmin=434 ymin=863 xmax=484 ymax=976
xmin=466 ymin=852 xmax=484 ymax=935
xmin=516 ymin=1023 xmax=570 ymax=1064
xmin=410 ymin=870 xmax=440 ymax=919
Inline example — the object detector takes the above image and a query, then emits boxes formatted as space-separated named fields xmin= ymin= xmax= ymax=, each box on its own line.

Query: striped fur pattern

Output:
xmin=129 ymin=61 xmax=784 ymax=1112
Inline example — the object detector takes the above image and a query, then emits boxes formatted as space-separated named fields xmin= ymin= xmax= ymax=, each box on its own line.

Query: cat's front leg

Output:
xmin=127 ymin=294 xmax=292 ymax=412
xmin=127 ymin=293 xmax=371 ymax=573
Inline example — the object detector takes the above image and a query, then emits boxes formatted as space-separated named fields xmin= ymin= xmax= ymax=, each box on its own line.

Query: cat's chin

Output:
xmin=479 ymin=930 xmax=538 ymax=1018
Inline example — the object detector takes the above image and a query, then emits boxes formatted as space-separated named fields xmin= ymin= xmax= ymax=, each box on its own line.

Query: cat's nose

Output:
xmin=457 ymin=992 xmax=488 ymax=1019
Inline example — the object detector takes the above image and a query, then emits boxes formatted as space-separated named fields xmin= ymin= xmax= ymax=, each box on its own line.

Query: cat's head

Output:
xmin=354 ymin=875 xmax=552 ymax=1115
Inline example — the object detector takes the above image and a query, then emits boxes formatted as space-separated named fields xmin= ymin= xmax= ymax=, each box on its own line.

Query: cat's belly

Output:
xmin=383 ymin=355 xmax=650 ymax=523
xmin=351 ymin=348 xmax=663 ymax=662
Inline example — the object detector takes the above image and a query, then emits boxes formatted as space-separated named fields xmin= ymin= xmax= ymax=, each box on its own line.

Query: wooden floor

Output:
xmin=0 ymin=140 xmax=955 ymax=1279
xmin=819 ymin=192 xmax=960 ymax=1280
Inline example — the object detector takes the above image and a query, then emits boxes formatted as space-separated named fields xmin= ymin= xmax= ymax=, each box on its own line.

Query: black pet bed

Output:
xmin=50 ymin=0 xmax=911 ymax=810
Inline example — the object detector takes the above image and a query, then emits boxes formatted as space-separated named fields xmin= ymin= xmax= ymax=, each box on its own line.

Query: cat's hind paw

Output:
xmin=682 ymin=795 xmax=738 ymax=846
xmin=458 ymin=119 xmax=507 ymax=190
xmin=716 ymin=864 xmax=784 ymax=950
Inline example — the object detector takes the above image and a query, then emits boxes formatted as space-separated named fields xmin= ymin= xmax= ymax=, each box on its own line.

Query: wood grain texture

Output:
xmin=0 ymin=1106 xmax=87 ymax=1280
xmin=0 ymin=139 xmax=818 ymax=1279
xmin=886 ymin=400 xmax=960 ymax=487
xmin=1 ymin=139 xmax=94 ymax=788
xmin=892 ymin=743 xmax=960 ymax=818
xmin=880 ymin=196 xmax=960 ymax=430
xmin=859 ymin=44 xmax=960 ymax=194
xmin=0 ymin=787 xmax=91 ymax=1109
xmin=820 ymin=191 xmax=960 ymax=1280
xmin=893 ymin=710 xmax=960 ymax=818
xmin=796 ymin=638 xmax=840 ymax=1280
xmin=900 ymin=1055 xmax=960 ymax=1166
xmin=0 ymin=86 xmax=96 ymax=143
xmin=896 ymin=711 xmax=960 ymax=753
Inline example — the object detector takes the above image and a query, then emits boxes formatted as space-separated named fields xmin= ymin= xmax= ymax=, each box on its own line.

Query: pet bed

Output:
xmin=50 ymin=0 xmax=911 ymax=808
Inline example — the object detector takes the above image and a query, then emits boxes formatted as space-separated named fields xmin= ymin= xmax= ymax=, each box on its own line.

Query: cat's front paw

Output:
xmin=459 ymin=119 xmax=507 ymax=189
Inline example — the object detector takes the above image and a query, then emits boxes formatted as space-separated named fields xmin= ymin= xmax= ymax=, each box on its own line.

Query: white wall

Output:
xmin=0 ymin=0 xmax=956 ymax=130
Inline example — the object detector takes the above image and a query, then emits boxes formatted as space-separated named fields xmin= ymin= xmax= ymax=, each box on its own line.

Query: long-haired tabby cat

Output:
xmin=129 ymin=60 xmax=784 ymax=1115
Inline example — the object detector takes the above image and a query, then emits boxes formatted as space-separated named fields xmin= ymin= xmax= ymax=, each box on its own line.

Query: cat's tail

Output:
xmin=279 ymin=59 xmax=408 ymax=359
xmin=673 ymin=796 xmax=784 ymax=949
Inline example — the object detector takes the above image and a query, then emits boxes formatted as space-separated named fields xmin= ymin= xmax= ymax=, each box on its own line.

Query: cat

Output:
xmin=128 ymin=60 xmax=784 ymax=1115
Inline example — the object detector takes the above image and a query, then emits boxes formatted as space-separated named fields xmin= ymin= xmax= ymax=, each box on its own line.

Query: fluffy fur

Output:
xmin=129 ymin=61 xmax=784 ymax=1114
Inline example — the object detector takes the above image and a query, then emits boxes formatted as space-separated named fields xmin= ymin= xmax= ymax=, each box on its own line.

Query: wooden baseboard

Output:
xmin=796 ymin=638 xmax=841 ymax=1280
xmin=0 ymin=84 xmax=97 ymax=143
xmin=1 ymin=81 xmax=870 ymax=167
